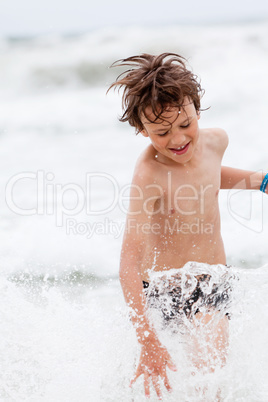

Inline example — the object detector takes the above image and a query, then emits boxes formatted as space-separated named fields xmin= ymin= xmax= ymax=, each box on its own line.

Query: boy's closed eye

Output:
xmin=158 ymin=131 xmax=169 ymax=137
xmin=157 ymin=122 xmax=191 ymax=136
xmin=181 ymin=122 xmax=191 ymax=128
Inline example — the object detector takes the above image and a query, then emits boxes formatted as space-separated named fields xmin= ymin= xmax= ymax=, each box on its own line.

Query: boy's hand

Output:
xmin=130 ymin=338 xmax=177 ymax=399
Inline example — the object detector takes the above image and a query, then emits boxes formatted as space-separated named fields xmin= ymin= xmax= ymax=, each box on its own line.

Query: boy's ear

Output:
xmin=197 ymin=111 xmax=201 ymax=120
xmin=140 ymin=128 xmax=149 ymax=137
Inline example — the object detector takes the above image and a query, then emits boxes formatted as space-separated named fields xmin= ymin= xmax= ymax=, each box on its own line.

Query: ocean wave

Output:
xmin=0 ymin=22 xmax=267 ymax=95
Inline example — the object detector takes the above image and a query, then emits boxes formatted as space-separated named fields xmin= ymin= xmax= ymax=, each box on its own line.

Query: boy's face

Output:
xmin=140 ymin=100 xmax=200 ymax=165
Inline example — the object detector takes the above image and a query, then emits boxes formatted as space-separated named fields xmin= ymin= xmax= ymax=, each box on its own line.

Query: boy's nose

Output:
xmin=170 ymin=130 xmax=186 ymax=146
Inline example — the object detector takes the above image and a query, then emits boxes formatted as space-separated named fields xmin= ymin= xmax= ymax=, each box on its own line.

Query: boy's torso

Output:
xmin=134 ymin=128 xmax=227 ymax=281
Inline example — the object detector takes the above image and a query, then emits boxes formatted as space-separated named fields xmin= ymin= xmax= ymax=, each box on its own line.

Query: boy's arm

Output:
xmin=120 ymin=167 xmax=176 ymax=398
xmin=119 ymin=168 xmax=156 ymax=340
xmin=221 ymin=166 xmax=268 ymax=194
xmin=120 ymin=226 xmax=153 ymax=344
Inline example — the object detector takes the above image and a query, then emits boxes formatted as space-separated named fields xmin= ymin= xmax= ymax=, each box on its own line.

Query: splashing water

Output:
xmin=1 ymin=262 xmax=268 ymax=401
xmin=126 ymin=263 xmax=268 ymax=401
xmin=105 ymin=263 xmax=268 ymax=401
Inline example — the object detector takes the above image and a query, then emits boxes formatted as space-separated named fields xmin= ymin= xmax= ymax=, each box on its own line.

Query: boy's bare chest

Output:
xmin=154 ymin=161 xmax=221 ymax=219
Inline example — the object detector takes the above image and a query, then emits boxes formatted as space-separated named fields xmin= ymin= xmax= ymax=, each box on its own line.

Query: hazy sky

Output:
xmin=0 ymin=0 xmax=268 ymax=36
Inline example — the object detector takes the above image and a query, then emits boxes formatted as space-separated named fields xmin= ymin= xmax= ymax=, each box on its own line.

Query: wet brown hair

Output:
xmin=108 ymin=53 xmax=204 ymax=134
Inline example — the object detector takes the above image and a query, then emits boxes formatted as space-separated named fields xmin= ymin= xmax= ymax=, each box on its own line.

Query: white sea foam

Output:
xmin=1 ymin=263 xmax=268 ymax=400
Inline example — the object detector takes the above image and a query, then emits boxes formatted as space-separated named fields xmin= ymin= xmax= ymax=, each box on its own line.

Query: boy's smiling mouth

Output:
xmin=169 ymin=142 xmax=190 ymax=155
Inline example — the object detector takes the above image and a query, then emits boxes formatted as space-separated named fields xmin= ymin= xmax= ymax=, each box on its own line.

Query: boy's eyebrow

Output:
xmin=151 ymin=116 xmax=194 ymax=133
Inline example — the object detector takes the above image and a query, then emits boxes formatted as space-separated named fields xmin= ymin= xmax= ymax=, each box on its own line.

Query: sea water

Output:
xmin=0 ymin=21 xmax=268 ymax=401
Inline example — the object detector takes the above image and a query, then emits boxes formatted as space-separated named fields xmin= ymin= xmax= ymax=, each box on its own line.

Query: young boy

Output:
xmin=108 ymin=53 xmax=268 ymax=399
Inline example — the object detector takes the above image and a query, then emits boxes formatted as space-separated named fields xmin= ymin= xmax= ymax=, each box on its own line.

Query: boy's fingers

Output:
xmin=151 ymin=374 xmax=162 ymax=400
xmin=159 ymin=366 xmax=172 ymax=392
xmin=129 ymin=377 xmax=135 ymax=387
xmin=162 ymin=371 xmax=172 ymax=392
xmin=144 ymin=372 xmax=150 ymax=398
xmin=129 ymin=367 xmax=141 ymax=387
xmin=163 ymin=350 xmax=177 ymax=370
xmin=130 ymin=375 xmax=139 ymax=387
xmin=166 ymin=359 xmax=177 ymax=371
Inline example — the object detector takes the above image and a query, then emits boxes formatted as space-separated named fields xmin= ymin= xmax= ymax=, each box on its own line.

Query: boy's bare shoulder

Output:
xmin=132 ymin=145 xmax=161 ymax=187
xmin=201 ymin=127 xmax=229 ymax=153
